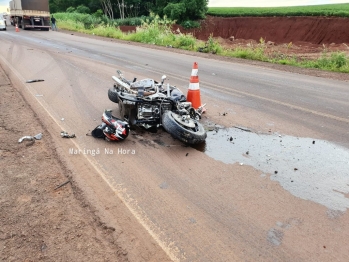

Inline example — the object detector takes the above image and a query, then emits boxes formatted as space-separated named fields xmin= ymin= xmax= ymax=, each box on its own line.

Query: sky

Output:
xmin=0 ymin=0 xmax=348 ymax=12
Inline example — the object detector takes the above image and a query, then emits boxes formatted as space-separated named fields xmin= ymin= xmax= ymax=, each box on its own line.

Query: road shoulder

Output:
xmin=0 ymin=63 xmax=171 ymax=261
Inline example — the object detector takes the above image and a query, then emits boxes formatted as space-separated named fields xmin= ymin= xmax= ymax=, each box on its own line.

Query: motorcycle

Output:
xmin=107 ymin=70 xmax=207 ymax=144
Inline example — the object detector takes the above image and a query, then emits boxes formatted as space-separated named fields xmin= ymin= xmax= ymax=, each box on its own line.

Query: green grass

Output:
xmin=207 ymin=3 xmax=349 ymax=17
xmin=54 ymin=12 xmax=349 ymax=74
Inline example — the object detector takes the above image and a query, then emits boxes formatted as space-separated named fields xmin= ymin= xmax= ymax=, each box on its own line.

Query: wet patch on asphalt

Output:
xmin=195 ymin=127 xmax=349 ymax=211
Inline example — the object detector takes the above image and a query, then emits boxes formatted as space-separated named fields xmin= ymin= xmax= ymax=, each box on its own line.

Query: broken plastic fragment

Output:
xmin=60 ymin=131 xmax=76 ymax=138
xmin=34 ymin=133 xmax=43 ymax=140
xmin=197 ymin=103 xmax=207 ymax=114
xmin=26 ymin=79 xmax=44 ymax=83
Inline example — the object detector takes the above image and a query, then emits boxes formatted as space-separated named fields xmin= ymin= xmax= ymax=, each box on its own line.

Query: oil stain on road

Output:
xmin=196 ymin=127 xmax=349 ymax=211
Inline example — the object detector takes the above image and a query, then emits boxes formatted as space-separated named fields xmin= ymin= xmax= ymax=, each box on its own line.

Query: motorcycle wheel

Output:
xmin=108 ymin=88 xmax=119 ymax=103
xmin=162 ymin=111 xmax=206 ymax=144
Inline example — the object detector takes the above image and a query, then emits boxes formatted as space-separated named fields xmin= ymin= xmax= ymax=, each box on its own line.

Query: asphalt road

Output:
xmin=1 ymin=25 xmax=349 ymax=261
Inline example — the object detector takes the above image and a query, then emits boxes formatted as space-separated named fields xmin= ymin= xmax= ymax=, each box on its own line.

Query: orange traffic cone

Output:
xmin=187 ymin=62 xmax=202 ymax=109
xmin=15 ymin=24 xmax=19 ymax=32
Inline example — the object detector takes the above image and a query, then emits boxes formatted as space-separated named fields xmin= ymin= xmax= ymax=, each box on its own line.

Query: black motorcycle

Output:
xmin=107 ymin=70 xmax=206 ymax=144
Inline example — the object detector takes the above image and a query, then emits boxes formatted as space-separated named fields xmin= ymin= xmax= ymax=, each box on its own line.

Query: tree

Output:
xmin=49 ymin=0 xmax=208 ymax=21
xmin=163 ymin=3 xmax=186 ymax=22
xmin=100 ymin=0 xmax=114 ymax=19
xmin=116 ymin=0 xmax=125 ymax=19
xmin=148 ymin=0 xmax=208 ymax=22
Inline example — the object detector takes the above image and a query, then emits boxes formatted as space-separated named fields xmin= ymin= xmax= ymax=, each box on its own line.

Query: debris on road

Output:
xmin=60 ymin=131 xmax=76 ymax=138
xmin=233 ymin=126 xmax=252 ymax=132
xmin=26 ymin=79 xmax=44 ymax=83
xmin=54 ymin=180 xmax=71 ymax=190
xmin=197 ymin=104 xmax=207 ymax=114
xmin=18 ymin=133 xmax=43 ymax=145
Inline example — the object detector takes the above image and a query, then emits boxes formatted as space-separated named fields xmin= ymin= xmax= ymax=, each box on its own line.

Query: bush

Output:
xmin=163 ymin=3 xmax=186 ymax=22
xmin=93 ymin=9 xmax=104 ymax=18
xmin=76 ymin=5 xmax=90 ymax=14
xmin=180 ymin=20 xmax=200 ymax=29
xmin=66 ymin=7 xmax=75 ymax=13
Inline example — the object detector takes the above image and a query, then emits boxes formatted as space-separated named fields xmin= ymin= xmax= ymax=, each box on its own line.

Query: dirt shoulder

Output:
xmin=0 ymin=65 xmax=170 ymax=261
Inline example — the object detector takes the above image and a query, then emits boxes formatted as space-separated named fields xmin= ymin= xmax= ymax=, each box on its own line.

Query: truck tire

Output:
xmin=162 ymin=111 xmax=206 ymax=144
xmin=108 ymin=88 xmax=119 ymax=103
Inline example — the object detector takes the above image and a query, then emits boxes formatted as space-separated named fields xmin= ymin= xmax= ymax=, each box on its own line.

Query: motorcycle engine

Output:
xmin=137 ymin=103 xmax=172 ymax=120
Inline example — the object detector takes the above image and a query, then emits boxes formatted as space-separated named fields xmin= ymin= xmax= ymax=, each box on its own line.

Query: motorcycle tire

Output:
xmin=162 ymin=111 xmax=206 ymax=144
xmin=108 ymin=88 xmax=119 ymax=103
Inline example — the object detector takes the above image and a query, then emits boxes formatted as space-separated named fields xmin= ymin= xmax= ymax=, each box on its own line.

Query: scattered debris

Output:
xmin=246 ymin=151 xmax=249 ymax=155
xmin=35 ymin=94 xmax=43 ymax=97
xmin=312 ymin=140 xmax=316 ymax=144
xmin=294 ymin=168 xmax=298 ymax=171
xmin=61 ymin=118 xmax=64 ymax=121
xmin=197 ymin=104 xmax=207 ymax=114
xmin=60 ymin=131 xmax=76 ymax=138
xmin=239 ymin=162 xmax=244 ymax=166
xmin=18 ymin=133 xmax=42 ymax=145
xmin=159 ymin=182 xmax=169 ymax=189
xmin=233 ymin=126 xmax=252 ymax=132
xmin=189 ymin=217 xmax=197 ymax=224
xmin=26 ymin=79 xmax=44 ymax=83
xmin=229 ymin=137 xmax=233 ymax=141
xmin=186 ymin=153 xmax=189 ymax=156
xmin=54 ymin=180 xmax=71 ymax=190
xmin=274 ymin=171 xmax=278 ymax=174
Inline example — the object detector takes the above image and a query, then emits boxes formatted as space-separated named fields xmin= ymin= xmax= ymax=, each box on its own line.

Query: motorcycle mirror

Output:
xmin=162 ymin=75 xmax=166 ymax=81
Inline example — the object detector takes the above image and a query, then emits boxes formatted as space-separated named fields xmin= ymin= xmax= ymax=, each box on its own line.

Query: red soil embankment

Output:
xmin=179 ymin=16 xmax=349 ymax=44
xmin=121 ymin=16 xmax=349 ymax=45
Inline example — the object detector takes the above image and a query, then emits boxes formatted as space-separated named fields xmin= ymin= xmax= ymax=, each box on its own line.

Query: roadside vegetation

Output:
xmin=50 ymin=0 xmax=349 ymax=73
xmin=53 ymin=3 xmax=349 ymax=74
xmin=207 ymin=3 xmax=349 ymax=17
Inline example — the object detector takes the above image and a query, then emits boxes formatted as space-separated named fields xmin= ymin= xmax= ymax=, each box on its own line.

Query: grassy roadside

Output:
xmin=54 ymin=12 xmax=349 ymax=74
xmin=207 ymin=3 xmax=349 ymax=17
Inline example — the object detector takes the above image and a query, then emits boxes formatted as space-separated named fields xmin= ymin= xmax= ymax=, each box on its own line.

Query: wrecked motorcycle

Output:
xmin=108 ymin=70 xmax=206 ymax=144
xmin=92 ymin=110 xmax=130 ymax=141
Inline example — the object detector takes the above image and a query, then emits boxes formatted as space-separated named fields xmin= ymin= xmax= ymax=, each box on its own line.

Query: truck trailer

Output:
xmin=9 ymin=0 xmax=50 ymax=30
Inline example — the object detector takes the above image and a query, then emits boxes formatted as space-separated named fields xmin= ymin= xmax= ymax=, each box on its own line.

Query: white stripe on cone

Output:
xmin=191 ymin=69 xmax=198 ymax=76
xmin=189 ymin=83 xmax=200 ymax=90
